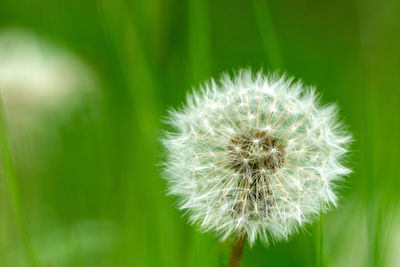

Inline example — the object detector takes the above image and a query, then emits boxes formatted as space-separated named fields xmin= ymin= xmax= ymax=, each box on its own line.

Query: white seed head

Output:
xmin=162 ymin=69 xmax=351 ymax=245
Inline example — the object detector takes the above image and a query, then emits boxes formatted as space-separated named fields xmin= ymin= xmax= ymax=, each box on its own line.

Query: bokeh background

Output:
xmin=0 ymin=0 xmax=399 ymax=266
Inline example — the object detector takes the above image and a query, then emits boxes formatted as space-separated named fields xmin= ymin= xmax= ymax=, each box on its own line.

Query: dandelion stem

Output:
xmin=0 ymin=94 xmax=40 ymax=266
xmin=228 ymin=233 xmax=246 ymax=267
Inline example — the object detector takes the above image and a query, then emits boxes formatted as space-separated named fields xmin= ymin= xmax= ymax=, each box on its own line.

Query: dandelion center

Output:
xmin=228 ymin=130 xmax=285 ymax=175
xmin=227 ymin=130 xmax=285 ymax=218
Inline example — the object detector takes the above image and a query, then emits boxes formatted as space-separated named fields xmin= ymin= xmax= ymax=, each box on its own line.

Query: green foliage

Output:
xmin=0 ymin=0 xmax=399 ymax=266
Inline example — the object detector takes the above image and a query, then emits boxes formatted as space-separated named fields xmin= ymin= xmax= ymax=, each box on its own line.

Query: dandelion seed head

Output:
xmin=162 ymin=69 xmax=351 ymax=244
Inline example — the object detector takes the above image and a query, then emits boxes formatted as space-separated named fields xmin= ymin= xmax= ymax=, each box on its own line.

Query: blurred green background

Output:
xmin=0 ymin=0 xmax=399 ymax=266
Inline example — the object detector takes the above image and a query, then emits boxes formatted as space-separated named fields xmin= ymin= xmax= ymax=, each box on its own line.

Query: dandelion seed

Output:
xmin=162 ymin=69 xmax=351 ymax=247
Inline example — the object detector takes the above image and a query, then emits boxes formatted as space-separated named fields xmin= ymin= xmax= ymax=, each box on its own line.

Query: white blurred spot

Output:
xmin=0 ymin=27 xmax=98 ymax=125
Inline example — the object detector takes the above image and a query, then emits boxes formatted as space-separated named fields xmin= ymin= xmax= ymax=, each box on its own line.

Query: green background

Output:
xmin=1 ymin=0 xmax=399 ymax=266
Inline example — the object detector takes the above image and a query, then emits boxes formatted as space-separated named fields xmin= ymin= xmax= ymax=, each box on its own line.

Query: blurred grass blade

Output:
xmin=96 ymin=0 xmax=181 ymax=266
xmin=251 ymin=0 xmax=283 ymax=70
xmin=188 ymin=0 xmax=212 ymax=82
xmin=316 ymin=213 xmax=324 ymax=267
xmin=186 ymin=2 xmax=219 ymax=267
xmin=0 ymin=93 xmax=40 ymax=267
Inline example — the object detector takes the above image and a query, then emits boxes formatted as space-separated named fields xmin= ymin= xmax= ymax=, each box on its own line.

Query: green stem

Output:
xmin=0 ymin=94 xmax=40 ymax=266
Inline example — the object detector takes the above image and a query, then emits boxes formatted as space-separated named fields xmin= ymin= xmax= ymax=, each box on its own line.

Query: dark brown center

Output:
xmin=227 ymin=131 xmax=285 ymax=218
xmin=228 ymin=130 xmax=285 ymax=175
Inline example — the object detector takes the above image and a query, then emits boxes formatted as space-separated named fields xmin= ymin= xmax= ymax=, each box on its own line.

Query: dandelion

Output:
xmin=162 ymin=69 xmax=351 ymax=266
xmin=0 ymin=27 xmax=99 ymax=172
xmin=0 ymin=27 xmax=97 ymax=126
